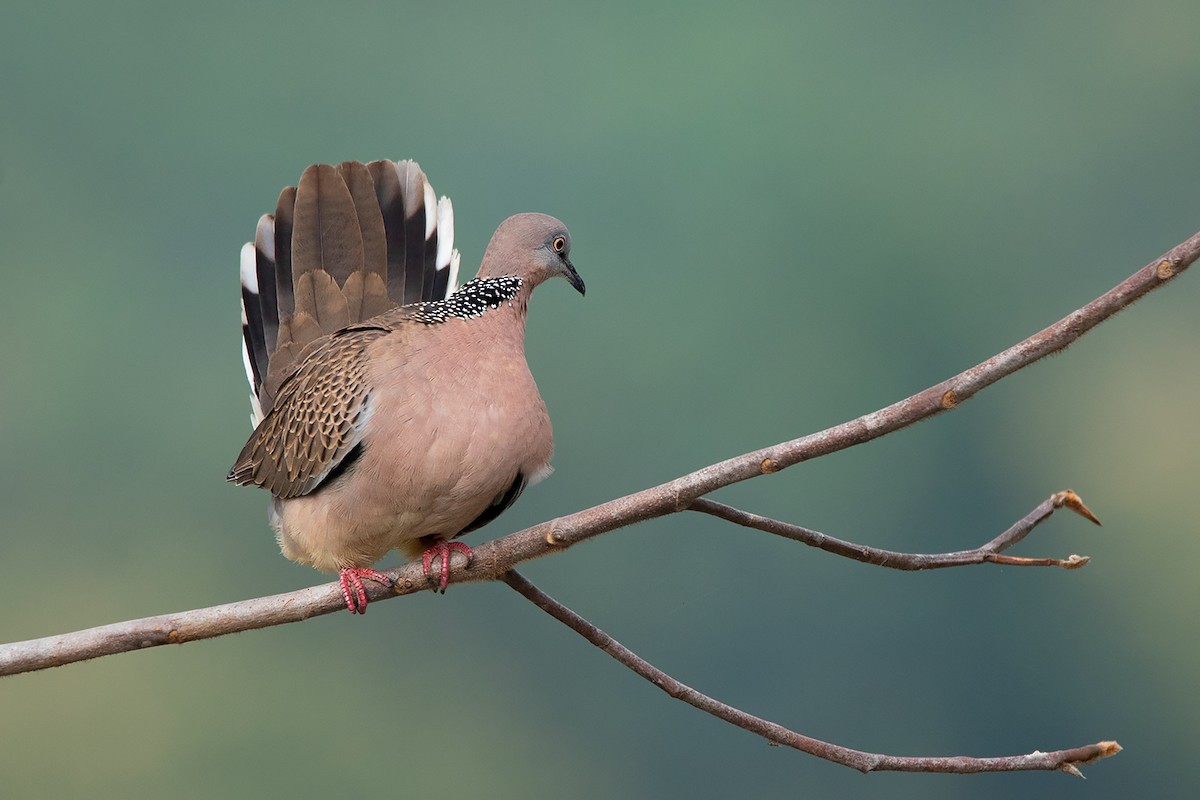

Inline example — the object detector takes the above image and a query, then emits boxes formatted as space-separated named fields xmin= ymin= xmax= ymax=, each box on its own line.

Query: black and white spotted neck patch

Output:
xmin=407 ymin=276 xmax=523 ymax=324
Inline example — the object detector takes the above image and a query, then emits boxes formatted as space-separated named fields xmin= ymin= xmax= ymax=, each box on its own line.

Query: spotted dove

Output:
xmin=228 ymin=159 xmax=584 ymax=613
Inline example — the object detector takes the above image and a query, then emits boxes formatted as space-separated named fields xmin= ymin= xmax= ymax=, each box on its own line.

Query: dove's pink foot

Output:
xmin=422 ymin=540 xmax=474 ymax=593
xmin=338 ymin=568 xmax=394 ymax=614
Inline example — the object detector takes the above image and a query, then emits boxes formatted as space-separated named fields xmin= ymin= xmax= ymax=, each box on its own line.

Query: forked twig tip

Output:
xmin=1062 ymin=554 xmax=1090 ymax=570
xmin=1052 ymin=490 xmax=1102 ymax=526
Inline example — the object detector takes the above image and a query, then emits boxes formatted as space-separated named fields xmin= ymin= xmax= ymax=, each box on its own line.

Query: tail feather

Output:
xmin=272 ymin=186 xmax=296 ymax=322
xmin=239 ymin=159 xmax=458 ymax=424
xmin=239 ymin=243 xmax=267 ymax=426
xmin=420 ymin=178 xmax=440 ymax=299
xmin=431 ymin=195 xmax=458 ymax=300
xmin=254 ymin=214 xmax=279 ymax=354
xmin=291 ymin=164 xmax=365 ymax=291
xmin=337 ymin=161 xmax=386 ymax=276
xmin=397 ymin=160 xmax=429 ymax=304
xmin=365 ymin=160 xmax=410 ymax=305
xmin=336 ymin=160 xmax=391 ymax=321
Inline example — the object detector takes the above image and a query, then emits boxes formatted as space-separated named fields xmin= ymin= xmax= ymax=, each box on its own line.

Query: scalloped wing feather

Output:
xmin=228 ymin=326 xmax=387 ymax=498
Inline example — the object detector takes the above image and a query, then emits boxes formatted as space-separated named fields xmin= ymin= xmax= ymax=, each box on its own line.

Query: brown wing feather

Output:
xmin=228 ymin=326 xmax=388 ymax=498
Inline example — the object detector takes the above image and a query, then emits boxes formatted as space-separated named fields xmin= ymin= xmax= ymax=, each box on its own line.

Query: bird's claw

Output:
xmin=421 ymin=541 xmax=474 ymax=593
xmin=338 ymin=568 xmax=395 ymax=614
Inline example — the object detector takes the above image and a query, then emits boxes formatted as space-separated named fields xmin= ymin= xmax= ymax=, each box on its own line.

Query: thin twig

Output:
xmin=501 ymin=569 xmax=1120 ymax=775
xmin=0 ymin=229 xmax=1197 ymax=677
xmin=689 ymin=489 xmax=1100 ymax=570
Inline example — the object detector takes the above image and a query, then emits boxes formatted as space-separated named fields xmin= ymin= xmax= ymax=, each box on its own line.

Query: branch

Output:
xmin=689 ymin=489 xmax=1101 ymax=570
xmin=501 ymin=569 xmax=1121 ymax=776
xmin=0 ymin=488 xmax=1096 ymax=676
xmin=2 ymin=228 xmax=1197 ymax=678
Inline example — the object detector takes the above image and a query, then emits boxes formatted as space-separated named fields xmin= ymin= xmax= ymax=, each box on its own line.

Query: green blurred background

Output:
xmin=2 ymin=2 xmax=1198 ymax=797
